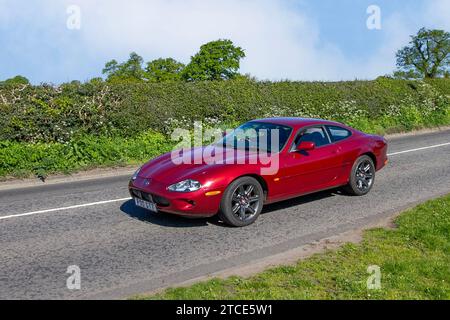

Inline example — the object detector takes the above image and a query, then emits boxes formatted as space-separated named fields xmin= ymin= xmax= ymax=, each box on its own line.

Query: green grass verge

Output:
xmin=1 ymin=114 xmax=450 ymax=180
xmin=0 ymin=131 xmax=175 ymax=179
xmin=136 ymin=195 xmax=450 ymax=300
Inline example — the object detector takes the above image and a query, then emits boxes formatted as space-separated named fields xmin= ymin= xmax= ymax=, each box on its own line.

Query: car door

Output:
xmin=277 ymin=126 xmax=343 ymax=197
xmin=325 ymin=125 xmax=355 ymax=181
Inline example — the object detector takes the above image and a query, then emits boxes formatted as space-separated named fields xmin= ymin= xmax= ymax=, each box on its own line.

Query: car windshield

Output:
xmin=216 ymin=122 xmax=293 ymax=153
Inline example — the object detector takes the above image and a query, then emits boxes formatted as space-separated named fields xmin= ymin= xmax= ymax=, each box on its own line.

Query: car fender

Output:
xmin=194 ymin=164 xmax=271 ymax=196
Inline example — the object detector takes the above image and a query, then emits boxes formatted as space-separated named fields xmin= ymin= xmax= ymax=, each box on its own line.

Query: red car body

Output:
xmin=129 ymin=118 xmax=388 ymax=218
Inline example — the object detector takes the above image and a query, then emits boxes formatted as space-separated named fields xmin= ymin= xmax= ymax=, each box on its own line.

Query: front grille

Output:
xmin=141 ymin=192 xmax=153 ymax=202
xmin=130 ymin=189 xmax=142 ymax=199
xmin=130 ymin=189 xmax=170 ymax=207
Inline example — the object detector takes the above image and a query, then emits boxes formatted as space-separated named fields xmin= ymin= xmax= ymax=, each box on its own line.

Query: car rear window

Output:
xmin=327 ymin=126 xmax=352 ymax=142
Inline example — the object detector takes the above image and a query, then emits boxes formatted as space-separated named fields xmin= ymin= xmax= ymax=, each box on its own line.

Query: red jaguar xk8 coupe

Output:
xmin=129 ymin=118 xmax=388 ymax=227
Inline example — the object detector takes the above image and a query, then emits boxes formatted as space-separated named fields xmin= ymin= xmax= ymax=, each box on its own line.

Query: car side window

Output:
xmin=327 ymin=126 xmax=352 ymax=142
xmin=294 ymin=127 xmax=330 ymax=148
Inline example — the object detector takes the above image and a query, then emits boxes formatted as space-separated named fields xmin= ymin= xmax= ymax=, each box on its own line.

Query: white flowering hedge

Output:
xmin=0 ymin=78 xmax=449 ymax=177
xmin=1 ymin=77 xmax=449 ymax=144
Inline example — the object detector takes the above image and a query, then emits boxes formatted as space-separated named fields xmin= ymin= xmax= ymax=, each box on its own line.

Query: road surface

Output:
xmin=0 ymin=130 xmax=449 ymax=299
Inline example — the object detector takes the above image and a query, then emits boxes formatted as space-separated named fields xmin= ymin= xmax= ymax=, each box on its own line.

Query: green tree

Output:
xmin=395 ymin=28 xmax=450 ymax=79
xmin=182 ymin=39 xmax=245 ymax=81
xmin=2 ymin=75 xmax=30 ymax=85
xmin=102 ymin=52 xmax=146 ymax=82
xmin=89 ymin=77 xmax=104 ymax=84
xmin=145 ymin=58 xmax=185 ymax=82
xmin=392 ymin=70 xmax=422 ymax=80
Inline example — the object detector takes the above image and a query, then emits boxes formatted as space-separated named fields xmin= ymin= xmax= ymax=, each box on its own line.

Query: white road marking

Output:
xmin=1 ymin=141 xmax=449 ymax=221
xmin=387 ymin=142 xmax=450 ymax=156
xmin=0 ymin=197 xmax=131 ymax=221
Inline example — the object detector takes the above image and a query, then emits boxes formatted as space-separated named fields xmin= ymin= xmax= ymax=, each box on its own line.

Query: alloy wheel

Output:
xmin=231 ymin=183 xmax=261 ymax=222
xmin=355 ymin=160 xmax=374 ymax=192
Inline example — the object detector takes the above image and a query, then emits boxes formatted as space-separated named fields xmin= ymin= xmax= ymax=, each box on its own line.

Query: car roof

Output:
xmin=251 ymin=117 xmax=346 ymax=129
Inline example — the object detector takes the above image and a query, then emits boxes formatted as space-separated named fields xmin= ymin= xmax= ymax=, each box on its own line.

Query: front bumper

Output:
xmin=128 ymin=176 xmax=223 ymax=217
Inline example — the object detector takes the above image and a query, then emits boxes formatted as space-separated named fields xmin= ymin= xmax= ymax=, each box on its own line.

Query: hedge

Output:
xmin=0 ymin=78 xmax=449 ymax=178
xmin=1 ymin=78 xmax=449 ymax=143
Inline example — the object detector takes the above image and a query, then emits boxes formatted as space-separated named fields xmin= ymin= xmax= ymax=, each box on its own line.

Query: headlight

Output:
xmin=168 ymin=179 xmax=202 ymax=192
xmin=131 ymin=167 xmax=142 ymax=181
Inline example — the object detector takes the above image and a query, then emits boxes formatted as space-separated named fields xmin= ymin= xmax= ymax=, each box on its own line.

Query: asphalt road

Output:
xmin=1 ymin=130 xmax=449 ymax=299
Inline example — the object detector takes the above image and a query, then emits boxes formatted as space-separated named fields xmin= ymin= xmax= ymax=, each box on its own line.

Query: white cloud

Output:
xmin=70 ymin=0 xmax=370 ymax=81
xmin=361 ymin=0 xmax=450 ymax=79
xmin=362 ymin=13 xmax=414 ymax=78
xmin=426 ymin=0 xmax=450 ymax=30
xmin=1 ymin=0 xmax=449 ymax=82
xmin=76 ymin=0 xmax=343 ymax=80
xmin=74 ymin=0 xmax=449 ymax=81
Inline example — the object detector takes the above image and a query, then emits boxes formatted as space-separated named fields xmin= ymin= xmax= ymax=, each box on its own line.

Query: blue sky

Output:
xmin=0 ymin=0 xmax=449 ymax=84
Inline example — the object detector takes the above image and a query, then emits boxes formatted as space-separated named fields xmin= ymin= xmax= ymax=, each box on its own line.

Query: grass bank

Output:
xmin=136 ymin=195 xmax=450 ymax=300
xmin=0 ymin=131 xmax=174 ymax=179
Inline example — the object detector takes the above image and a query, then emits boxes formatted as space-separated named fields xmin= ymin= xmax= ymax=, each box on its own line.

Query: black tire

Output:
xmin=343 ymin=155 xmax=376 ymax=196
xmin=219 ymin=176 xmax=264 ymax=227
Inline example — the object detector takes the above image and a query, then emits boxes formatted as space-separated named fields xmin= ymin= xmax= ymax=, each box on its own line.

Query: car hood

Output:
xmin=138 ymin=146 xmax=261 ymax=184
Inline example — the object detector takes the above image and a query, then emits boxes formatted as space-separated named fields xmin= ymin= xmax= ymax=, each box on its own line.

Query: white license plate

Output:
xmin=135 ymin=198 xmax=158 ymax=213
